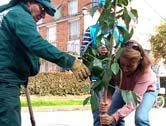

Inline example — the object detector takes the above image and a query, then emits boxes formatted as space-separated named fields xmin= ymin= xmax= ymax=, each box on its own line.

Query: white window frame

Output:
xmin=39 ymin=26 xmax=57 ymax=72
xmin=68 ymin=0 xmax=78 ymax=15
xmin=68 ymin=19 xmax=80 ymax=55
xmin=47 ymin=26 xmax=56 ymax=47
xmin=67 ymin=40 xmax=80 ymax=56
xmin=69 ymin=19 xmax=80 ymax=41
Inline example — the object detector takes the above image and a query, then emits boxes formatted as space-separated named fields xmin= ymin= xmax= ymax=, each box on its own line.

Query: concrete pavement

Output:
xmin=21 ymin=108 xmax=166 ymax=126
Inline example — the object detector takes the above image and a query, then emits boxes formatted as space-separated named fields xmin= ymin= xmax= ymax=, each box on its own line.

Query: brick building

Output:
xmin=38 ymin=0 xmax=99 ymax=72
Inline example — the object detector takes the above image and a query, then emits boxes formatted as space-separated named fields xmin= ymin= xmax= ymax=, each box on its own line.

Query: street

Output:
xmin=22 ymin=108 xmax=166 ymax=126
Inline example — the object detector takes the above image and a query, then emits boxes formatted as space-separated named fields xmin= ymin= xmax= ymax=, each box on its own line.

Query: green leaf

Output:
xmin=82 ymin=46 xmax=98 ymax=67
xmin=118 ymin=0 xmax=128 ymax=6
xmin=102 ymin=69 xmax=113 ymax=89
xmin=96 ymin=34 xmax=103 ymax=46
xmin=121 ymin=90 xmax=137 ymax=106
xmin=91 ymin=58 xmax=104 ymax=77
xmin=131 ymin=8 xmax=138 ymax=21
xmin=113 ymin=48 xmax=122 ymax=60
xmin=102 ymin=57 xmax=112 ymax=62
xmin=123 ymin=7 xmax=131 ymax=29
xmin=83 ymin=96 xmax=91 ymax=106
xmin=91 ymin=80 xmax=102 ymax=90
xmin=111 ymin=63 xmax=120 ymax=75
xmin=105 ymin=0 xmax=112 ymax=8
xmin=90 ymin=91 xmax=100 ymax=112
xmin=127 ymin=9 xmax=137 ymax=23
xmin=90 ymin=6 xmax=99 ymax=17
xmin=117 ymin=26 xmax=133 ymax=42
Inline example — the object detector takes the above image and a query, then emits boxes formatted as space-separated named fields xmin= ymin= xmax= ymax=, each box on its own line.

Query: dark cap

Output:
xmin=36 ymin=0 xmax=56 ymax=16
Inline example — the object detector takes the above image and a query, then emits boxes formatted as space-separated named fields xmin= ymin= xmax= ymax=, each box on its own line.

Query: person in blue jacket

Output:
xmin=80 ymin=1 xmax=126 ymax=126
xmin=0 ymin=0 xmax=90 ymax=126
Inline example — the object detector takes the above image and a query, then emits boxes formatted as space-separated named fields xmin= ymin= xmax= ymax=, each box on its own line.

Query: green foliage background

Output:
xmin=150 ymin=22 xmax=166 ymax=61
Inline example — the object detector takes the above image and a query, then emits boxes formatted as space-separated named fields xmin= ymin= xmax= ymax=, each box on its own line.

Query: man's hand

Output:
xmin=71 ymin=59 xmax=90 ymax=82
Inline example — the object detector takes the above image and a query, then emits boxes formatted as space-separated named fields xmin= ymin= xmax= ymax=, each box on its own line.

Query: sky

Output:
xmin=130 ymin=0 xmax=166 ymax=49
xmin=0 ymin=0 xmax=165 ymax=18
xmin=0 ymin=0 xmax=10 ymax=5
xmin=1 ymin=0 xmax=165 ymax=21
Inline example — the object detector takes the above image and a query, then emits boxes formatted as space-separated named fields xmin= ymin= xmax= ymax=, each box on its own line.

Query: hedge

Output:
xmin=21 ymin=73 xmax=166 ymax=101
xmin=21 ymin=72 xmax=90 ymax=96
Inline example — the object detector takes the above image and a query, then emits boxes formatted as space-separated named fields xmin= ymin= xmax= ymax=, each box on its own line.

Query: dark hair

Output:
xmin=121 ymin=40 xmax=151 ymax=73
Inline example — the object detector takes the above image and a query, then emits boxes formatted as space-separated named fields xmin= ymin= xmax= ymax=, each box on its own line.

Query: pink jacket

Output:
xmin=112 ymin=67 xmax=157 ymax=121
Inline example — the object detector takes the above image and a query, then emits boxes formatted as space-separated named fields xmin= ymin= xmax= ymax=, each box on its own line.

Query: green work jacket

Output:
xmin=0 ymin=2 xmax=75 ymax=84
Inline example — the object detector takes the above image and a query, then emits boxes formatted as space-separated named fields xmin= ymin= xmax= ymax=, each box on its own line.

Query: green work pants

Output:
xmin=0 ymin=83 xmax=21 ymax=126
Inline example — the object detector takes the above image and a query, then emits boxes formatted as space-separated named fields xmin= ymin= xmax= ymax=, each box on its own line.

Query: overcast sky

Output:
xmin=0 ymin=0 xmax=165 ymax=18
xmin=0 ymin=0 xmax=10 ymax=5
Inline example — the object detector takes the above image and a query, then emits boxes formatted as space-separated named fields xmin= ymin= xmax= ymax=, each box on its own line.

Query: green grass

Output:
xmin=21 ymin=99 xmax=88 ymax=107
xmin=21 ymin=95 xmax=90 ymax=107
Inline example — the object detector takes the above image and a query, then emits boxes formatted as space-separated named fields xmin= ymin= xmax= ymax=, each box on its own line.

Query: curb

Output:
xmin=22 ymin=105 xmax=91 ymax=112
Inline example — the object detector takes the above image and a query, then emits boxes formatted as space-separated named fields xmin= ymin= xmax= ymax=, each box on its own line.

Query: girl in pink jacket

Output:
xmin=100 ymin=40 xmax=159 ymax=126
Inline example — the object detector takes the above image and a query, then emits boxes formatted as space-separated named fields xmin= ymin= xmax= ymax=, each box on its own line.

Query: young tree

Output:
xmin=82 ymin=0 xmax=138 ymax=112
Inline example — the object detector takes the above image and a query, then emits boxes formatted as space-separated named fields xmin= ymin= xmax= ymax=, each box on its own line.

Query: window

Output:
xmin=47 ymin=26 xmax=56 ymax=46
xmin=69 ymin=20 xmax=80 ymax=40
xmin=67 ymin=40 xmax=80 ymax=55
xmin=39 ymin=26 xmax=57 ymax=72
xmin=40 ymin=60 xmax=56 ymax=72
xmin=68 ymin=0 xmax=78 ymax=15
xmin=68 ymin=20 xmax=80 ymax=55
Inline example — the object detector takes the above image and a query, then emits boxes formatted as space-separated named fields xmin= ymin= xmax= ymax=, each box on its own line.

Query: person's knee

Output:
xmin=135 ymin=114 xmax=149 ymax=125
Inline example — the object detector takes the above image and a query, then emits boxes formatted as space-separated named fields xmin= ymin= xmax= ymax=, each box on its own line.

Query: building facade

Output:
xmin=38 ymin=0 xmax=165 ymax=72
xmin=38 ymin=0 xmax=99 ymax=72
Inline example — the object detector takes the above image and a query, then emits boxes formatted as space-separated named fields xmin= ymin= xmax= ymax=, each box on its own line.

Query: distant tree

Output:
xmin=150 ymin=22 xmax=166 ymax=62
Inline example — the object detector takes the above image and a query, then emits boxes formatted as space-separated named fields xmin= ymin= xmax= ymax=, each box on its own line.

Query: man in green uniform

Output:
xmin=0 ymin=0 xmax=90 ymax=126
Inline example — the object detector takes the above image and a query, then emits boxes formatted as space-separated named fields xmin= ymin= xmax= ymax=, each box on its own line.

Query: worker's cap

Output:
xmin=36 ymin=0 xmax=56 ymax=16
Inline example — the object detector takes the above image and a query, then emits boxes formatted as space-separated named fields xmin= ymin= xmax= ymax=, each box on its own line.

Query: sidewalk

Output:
xmin=21 ymin=105 xmax=91 ymax=112
xmin=22 ymin=107 xmax=166 ymax=126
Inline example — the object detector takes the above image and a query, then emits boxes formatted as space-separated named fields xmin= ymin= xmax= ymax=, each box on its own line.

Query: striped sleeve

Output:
xmin=80 ymin=27 xmax=92 ymax=56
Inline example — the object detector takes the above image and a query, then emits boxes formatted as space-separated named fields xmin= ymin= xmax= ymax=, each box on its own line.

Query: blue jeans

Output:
xmin=107 ymin=88 xmax=125 ymax=126
xmin=107 ymin=82 xmax=160 ymax=126
xmin=134 ymin=83 xmax=159 ymax=126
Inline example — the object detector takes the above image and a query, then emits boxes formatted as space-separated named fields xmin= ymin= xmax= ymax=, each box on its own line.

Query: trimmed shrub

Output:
xmin=22 ymin=72 xmax=90 ymax=96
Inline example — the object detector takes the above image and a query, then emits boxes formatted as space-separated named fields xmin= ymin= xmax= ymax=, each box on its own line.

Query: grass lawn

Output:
xmin=20 ymin=95 xmax=90 ymax=107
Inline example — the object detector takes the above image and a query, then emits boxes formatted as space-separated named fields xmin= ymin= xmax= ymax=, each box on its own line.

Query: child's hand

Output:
xmin=98 ymin=45 xmax=108 ymax=55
